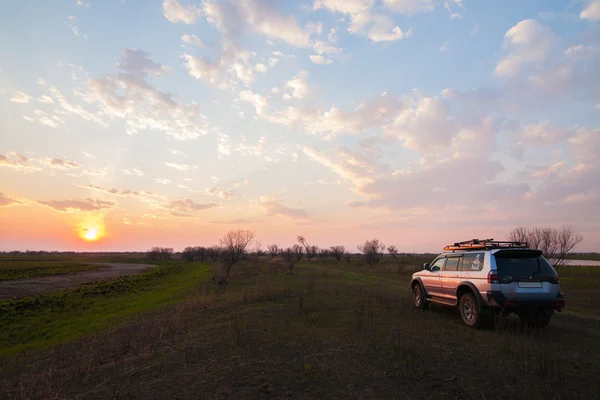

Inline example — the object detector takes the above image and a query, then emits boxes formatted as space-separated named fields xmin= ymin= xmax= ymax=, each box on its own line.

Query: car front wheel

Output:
xmin=459 ymin=293 xmax=482 ymax=328
xmin=413 ymin=284 xmax=428 ymax=310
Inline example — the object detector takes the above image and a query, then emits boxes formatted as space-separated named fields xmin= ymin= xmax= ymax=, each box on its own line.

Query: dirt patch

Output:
xmin=0 ymin=263 xmax=157 ymax=299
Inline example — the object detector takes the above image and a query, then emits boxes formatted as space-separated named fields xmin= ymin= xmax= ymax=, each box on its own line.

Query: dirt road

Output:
xmin=0 ymin=263 xmax=156 ymax=299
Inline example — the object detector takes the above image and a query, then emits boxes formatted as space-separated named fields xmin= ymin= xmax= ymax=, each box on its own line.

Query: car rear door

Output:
xmin=441 ymin=256 xmax=461 ymax=298
xmin=421 ymin=257 xmax=445 ymax=296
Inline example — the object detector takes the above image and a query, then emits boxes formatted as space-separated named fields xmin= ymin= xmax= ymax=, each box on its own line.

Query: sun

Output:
xmin=84 ymin=228 xmax=99 ymax=241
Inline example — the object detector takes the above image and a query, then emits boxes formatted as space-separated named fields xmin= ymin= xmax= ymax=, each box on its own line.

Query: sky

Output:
xmin=1 ymin=0 xmax=599 ymax=253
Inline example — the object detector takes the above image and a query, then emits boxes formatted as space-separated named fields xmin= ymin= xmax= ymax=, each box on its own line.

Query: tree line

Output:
xmin=147 ymin=225 xmax=584 ymax=280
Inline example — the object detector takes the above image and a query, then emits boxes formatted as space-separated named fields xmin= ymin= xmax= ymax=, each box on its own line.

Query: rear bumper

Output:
xmin=486 ymin=291 xmax=565 ymax=310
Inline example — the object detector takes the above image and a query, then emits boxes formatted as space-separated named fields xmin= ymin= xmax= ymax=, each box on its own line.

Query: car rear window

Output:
xmin=462 ymin=253 xmax=485 ymax=271
xmin=494 ymin=251 xmax=557 ymax=279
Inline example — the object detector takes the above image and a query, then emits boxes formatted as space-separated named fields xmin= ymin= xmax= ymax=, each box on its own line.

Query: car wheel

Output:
xmin=413 ymin=284 xmax=428 ymax=310
xmin=459 ymin=293 xmax=481 ymax=328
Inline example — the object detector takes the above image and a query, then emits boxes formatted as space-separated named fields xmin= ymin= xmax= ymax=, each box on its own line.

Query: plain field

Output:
xmin=0 ymin=254 xmax=599 ymax=400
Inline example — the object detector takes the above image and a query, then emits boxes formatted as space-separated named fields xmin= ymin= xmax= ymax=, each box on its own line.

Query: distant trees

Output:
xmin=250 ymin=242 xmax=264 ymax=265
xmin=292 ymin=244 xmax=304 ymax=262
xmin=281 ymin=247 xmax=297 ymax=274
xmin=267 ymin=244 xmax=279 ymax=259
xmin=181 ymin=246 xmax=209 ymax=262
xmin=508 ymin=226 xmax=583 ymax=268
xmin=219 ymin=229 xmax=254 ymax=277
xmin=147 ymin=247 xmax=174 ymax=260
xmin=387 ymin=245 xmax=398 ymax=259
xmin=297 ymin=236 xmax=319 ymax=261
xmin=344 ymin=252 xmax=352 ymax=263
xmin=358 ymin=239 xmax=386 ymax=267
xmin=330 ymin=246 xmax=345 ymax=262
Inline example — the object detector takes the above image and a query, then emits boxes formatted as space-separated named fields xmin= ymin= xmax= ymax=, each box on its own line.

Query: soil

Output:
xmin=0 ymin=263 xmax=156 ymax=299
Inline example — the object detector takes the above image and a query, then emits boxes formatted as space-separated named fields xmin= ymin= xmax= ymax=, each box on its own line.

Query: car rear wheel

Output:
xmin=413 ymin=284 xmax=428 ymax=310
xmin=459 ymin=293 xmax=482 ymax=328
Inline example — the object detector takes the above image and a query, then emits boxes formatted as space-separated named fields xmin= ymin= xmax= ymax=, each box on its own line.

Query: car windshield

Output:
xmin=494 ymin=251 xmax=557 ymax=280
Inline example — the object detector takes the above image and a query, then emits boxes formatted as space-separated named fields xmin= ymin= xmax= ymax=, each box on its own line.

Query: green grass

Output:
xmin=0 ymin=261 xmax=211 ymax=357
xmin=0 ymin=259 xmax=102 ymax=281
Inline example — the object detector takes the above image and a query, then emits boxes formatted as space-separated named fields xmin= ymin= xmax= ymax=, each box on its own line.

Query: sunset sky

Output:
xmin=1 ymin=0 xmax=599 ymax=252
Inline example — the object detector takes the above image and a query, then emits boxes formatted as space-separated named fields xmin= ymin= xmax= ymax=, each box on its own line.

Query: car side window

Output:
xmin=445 ymin=257 xmax=460 ymax=271
xmin=462 ymin=253 xmax=485 ymax=271
xmin=430 ymin=258 xmax=445 ymax=272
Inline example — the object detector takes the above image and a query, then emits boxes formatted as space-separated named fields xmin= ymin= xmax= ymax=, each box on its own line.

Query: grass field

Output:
xmin=1 ymin=255 xmax=599 ymax=399
xmin=0 ymin=257 xmax=102 ymax=281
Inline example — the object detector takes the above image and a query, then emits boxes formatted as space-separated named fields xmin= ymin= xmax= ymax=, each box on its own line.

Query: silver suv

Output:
xmin=410 ymin=239 xmax=565 ymax=328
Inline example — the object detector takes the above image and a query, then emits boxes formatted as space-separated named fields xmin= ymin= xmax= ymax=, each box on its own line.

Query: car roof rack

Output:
xmin=443 ymin=239 xmax=529 ymax=252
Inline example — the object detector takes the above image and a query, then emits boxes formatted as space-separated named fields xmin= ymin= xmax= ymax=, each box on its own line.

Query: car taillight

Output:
xmin=555 ymin=300 xmax=565 ymax=308
xmin=487 ymin=270 xmax=500 ymax=284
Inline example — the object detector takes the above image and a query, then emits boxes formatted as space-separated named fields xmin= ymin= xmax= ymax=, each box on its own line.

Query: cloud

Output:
xmin=532 ymin=161 xmax=565 ymax=178
xmin=564 ymin=44 xmax=597 ymax=58
xmin=9 ymin=91 xmax=31 ymax=103
xmin=440 ymin=41 xmax=449 ymax=52
xmin=0 ymin=192 xmax=21 ymax=207
xmin=165 ymin=198 xmax=219 ymax=212
xmin=383 ymin=0 xmax=434 ymax=14
xmin=310 ymin=55 xmax=333 ymax=64
xmin=68 ymin=168 xmax=108 ymax=178
xmin=495 ymin=19 xmax=554 ymax=77
xmin=88 ymin=49 xmax=206 ymax=140
xmin=217 ymin=132 xmax=232 ymax=156
xmin=156 ymin=178 xmax=171 ymax=184
xmin=37 ymin=95 xmax=54 ymax=104
xmin=239 ymin=90 xmax=270 ymax=116
xmin=0 ymin=153 xmax=41 ymax=173
xmin=181 ymin=34 xmax=211 ymax=48
xmin=162 ymin=0 xmax=201 ymax=24
xmin=123 ymin=168 xmax=144 ymax=176
xmin=284 ymin=70 xmax=311 ymax=99
xmin=581 ymin=0 xmax=600 ymax=21
xmin=41 ymin=157 xmax=81 ymax=169
xmin=208 ymin=218 xmax=252 ymax=224
xmin=38 ymin=198 xmax=116 ymax=212
xmin=259 ymin=198 xmax=309 ymax=220
xmin=314 ymin=0 xmax=411 ymax=42
xmin=164 ymin=162 xmax=196 ymax=171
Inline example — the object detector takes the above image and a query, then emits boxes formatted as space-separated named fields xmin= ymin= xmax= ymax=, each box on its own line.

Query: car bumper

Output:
xmin=486 ymin=291 xmax=565 ymax=310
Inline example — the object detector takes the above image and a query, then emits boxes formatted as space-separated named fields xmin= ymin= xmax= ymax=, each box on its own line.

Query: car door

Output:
xmin=421 ymin=257 xmax=445 ymax=296
xmin=441 ymin=256 xmax=461 ymax=298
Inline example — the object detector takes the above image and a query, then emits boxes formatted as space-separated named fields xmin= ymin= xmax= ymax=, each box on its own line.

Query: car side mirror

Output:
xmin=424 ymin=263 xmax=430 ymax=271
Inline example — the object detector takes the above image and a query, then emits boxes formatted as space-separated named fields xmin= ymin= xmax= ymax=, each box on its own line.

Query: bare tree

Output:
xmin=219 ymin=229 xmax=254 ymax=277
xmin=357 ymin=239 xmax=386 ymax=267
xmin=508 ymin=226 xmax=583 ymax=268
xmin=281 ymin=247 xmax=297 ymax=274
xmin=344 ymin=252 xmax=352 ymax=263
xmin=318 ymin=248 xmax=331 ymax=261
xmin=267 ymin=244 xmax=279 ymax=259
xmin=297 ymin=236 xmax=318 ymax=261
xmin=250 ymin=241 xmax=263 ymax=265
xmin=387 ymin=245 xmax=398 ymax=259
xmin=147 ymin=247 xmax=174 ymax=260
xmin=330 ymin=246 xmax=345 ymax=262
xmin=292 ymin=244 xmax=304 ymax=262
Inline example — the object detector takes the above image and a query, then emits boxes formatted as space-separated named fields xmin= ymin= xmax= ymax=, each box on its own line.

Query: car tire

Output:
xmin=413 ymin=284 xmax=428 ymax=310
xmin=459 ymin=293 xmax=481 ymax=328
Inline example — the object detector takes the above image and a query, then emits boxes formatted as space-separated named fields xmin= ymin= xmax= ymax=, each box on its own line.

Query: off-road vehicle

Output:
xmin=410 ymin=239 xmax=565 ymax=328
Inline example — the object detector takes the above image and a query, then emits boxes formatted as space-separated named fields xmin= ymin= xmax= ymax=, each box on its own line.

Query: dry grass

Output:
xmin=1 ymin=258 xmax=599 ymax=399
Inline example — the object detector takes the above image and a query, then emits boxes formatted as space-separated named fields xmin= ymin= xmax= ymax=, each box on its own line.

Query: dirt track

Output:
xmin=0 ymin=263 xmax=156 ymax=299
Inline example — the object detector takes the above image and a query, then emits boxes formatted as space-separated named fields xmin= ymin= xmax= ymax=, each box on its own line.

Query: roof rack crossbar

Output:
xmin=443 ymin=239 xmax=529 ymax=252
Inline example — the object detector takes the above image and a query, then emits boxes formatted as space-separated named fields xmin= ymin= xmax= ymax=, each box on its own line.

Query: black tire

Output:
xmin=459 ymin=293 xmax=482 ymax=328
xmin=413 ymin=284 xmax=428 ymax=310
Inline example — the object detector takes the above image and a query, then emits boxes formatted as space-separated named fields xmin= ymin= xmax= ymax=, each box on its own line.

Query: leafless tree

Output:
xmin=292 ymin=244 xmax=304 ymax=262
xmin=344 ymin=252 xmax=352 ymax=263
xmin=267 ymin=244 xmax=279 ymax=259
xmin=357 ymin=239 xmax=386 ymax=267
xmin=281 ymin=247 xmax=297 ymax=274
xmin=250 ymin=241 xmax=263 ymax=265
xmin=181 ymin=246 xmax=208 ymax=261
xmin=147 ymin=247 xmax=174 ymax=260
xmin=206 ymin=246 xmax=221 ymax=262
xmin=330 ymin=246 xmax=345 ymax=261
xmin=297 ymin=236 xmax=318 ymax=261
xmin=508 ymin=226 xmax=583 ymax=268
xmin=219 ymin=229 xmax=254 ymax=277
xmin=318 ymin=248 xmax=331 ymax=261
xmin=387 ymin=245 xmax=398 ymax=259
